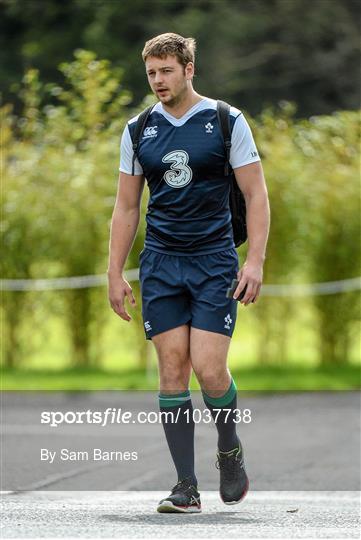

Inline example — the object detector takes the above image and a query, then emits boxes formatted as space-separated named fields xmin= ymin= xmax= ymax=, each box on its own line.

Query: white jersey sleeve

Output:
xmin=229 ymin=112 xmax=261 ymax=169
xmin=119 ymin=124 xmax=144 ymax=175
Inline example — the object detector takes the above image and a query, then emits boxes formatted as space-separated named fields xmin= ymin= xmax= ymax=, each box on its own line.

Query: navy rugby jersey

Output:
xmin=119 ymin=97 xmax=260 ymax=255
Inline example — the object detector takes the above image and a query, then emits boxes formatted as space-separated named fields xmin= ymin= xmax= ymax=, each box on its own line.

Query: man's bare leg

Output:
xmin=190 ymin=327 xmax=238 ymax=450
xmin=190 ymin=327 xmax=232 ymax=397
xmin=190 ymin=326 xmax=248 ymax=504
xmin=152 ymin=324 xmax=191 ymax=394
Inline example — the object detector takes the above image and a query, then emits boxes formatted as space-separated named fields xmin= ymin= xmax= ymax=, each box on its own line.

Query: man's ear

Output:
xmin=185 ymin=62 xmax=194 ymax=80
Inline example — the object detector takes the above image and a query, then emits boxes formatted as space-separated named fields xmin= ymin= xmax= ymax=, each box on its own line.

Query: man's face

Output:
xmin=145 ymin=55 xmax=193 ymax=106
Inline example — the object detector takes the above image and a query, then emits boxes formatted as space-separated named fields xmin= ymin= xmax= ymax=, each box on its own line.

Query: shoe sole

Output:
xmin=157 ymin=500 xmax=202 ymax=513
xmin=221 ymin=477 xmax=249 ymax=505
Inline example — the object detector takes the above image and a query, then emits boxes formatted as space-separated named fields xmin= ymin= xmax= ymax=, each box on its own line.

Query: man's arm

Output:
xmin=107 ymin=171 xmax=145 ymax=321
xmin=233 ymin=161 xmax=270 ymax=305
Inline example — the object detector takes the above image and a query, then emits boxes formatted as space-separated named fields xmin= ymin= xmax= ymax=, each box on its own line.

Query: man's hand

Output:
xmin=108 ymin=274 xmax=136 ymax=321
xmin=233 ymin=260 xmax=263 ymax=305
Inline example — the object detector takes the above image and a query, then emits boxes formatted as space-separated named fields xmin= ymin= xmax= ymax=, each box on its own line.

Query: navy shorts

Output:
xmin=139 ymin=248 xmax=239 ymax=340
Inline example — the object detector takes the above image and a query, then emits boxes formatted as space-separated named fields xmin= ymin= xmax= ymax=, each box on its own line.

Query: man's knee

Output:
xmin=194 ymin=364 xmax=229 ymax=392
xmin=193 ymin=367 xmax=213 ymax=388
xmin=158 ymin=352 xmax=191 ymax=392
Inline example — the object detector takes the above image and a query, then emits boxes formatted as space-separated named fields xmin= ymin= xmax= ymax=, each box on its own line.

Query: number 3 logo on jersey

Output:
xmin=162 ymin=150 xmax=193 ymax=188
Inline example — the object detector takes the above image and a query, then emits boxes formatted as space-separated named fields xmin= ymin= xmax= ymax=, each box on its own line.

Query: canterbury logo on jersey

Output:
xmin=143 ymin=126 xmax=158 ymax=139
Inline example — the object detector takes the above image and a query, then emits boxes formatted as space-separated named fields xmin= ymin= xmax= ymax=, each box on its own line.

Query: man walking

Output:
xmin=108 ymin=33 xmax=270 ymax=513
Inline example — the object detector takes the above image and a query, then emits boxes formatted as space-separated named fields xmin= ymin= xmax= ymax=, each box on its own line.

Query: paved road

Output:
xmin=2 ymin=391 xmax=360 ymax=491
xmin=1 ymin=391 xmax=360 ymax=538
xmin=1 ymin=490 xmax=360 ymax=538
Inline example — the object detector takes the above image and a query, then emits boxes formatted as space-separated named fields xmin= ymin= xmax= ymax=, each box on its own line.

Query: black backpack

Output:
xmin=130 ymin=100 xmax=247 ymax=247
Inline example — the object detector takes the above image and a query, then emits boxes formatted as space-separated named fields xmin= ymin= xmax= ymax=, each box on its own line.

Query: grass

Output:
xmin=1 ymin=363 xmax=360 ymax=391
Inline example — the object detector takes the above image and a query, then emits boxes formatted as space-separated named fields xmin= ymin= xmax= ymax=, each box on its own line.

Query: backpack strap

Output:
xmin=130 ymin=104 xmax=154 ymax=175
xmin=216 ymin=100 xmax=232 ymax=176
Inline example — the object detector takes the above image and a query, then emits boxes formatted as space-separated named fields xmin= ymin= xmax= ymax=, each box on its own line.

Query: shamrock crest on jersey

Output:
xmin=162 ymin=150 xmax=193 ymax=188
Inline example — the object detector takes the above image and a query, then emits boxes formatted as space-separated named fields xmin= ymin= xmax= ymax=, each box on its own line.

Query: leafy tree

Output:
xmin=248 ymin=105 xmax=360 ymax=365
xmin=247 ymin=103 xmax=309 ymax=364
xmin=1 ymin=0 xmax=360 ymax=116
xmin=296 ymin=110 xmax=360 ymax=364
xmin=2 ymin=51 xmax=142 ymax=368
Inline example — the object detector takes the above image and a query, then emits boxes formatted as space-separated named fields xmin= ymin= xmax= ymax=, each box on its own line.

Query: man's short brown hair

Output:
xmin=142 ymin=32 xmax=196 ymax=66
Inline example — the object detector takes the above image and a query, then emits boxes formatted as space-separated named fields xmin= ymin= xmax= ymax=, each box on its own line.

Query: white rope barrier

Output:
xmin=1 ymin=272 xmax=360 ymax=296
xmin=0 ymin=269 xmax=139 ymax=291
xmin=261 ymin=277 xmax=361 ymax=296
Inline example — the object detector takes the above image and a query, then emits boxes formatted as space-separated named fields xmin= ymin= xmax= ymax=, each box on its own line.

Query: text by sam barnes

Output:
xmin=41 ymin=448 xmax=138 ymax=463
